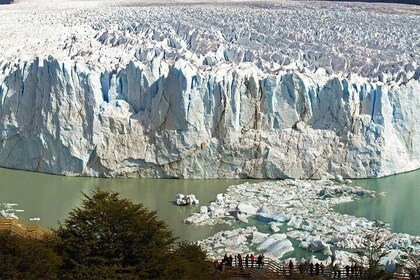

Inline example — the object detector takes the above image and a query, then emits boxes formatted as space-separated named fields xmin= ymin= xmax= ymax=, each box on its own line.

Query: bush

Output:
xmin=0 ymin=232 xmax=61 ymax=280
xmin=164 ymin=241 xmax=212 ymax=280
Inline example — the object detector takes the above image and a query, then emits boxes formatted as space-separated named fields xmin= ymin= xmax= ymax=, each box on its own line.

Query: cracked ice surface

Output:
xmin=0 ymin=1 xmax=419 ymax=178
xmin=193 ymin=180 xmax=420 ymax=262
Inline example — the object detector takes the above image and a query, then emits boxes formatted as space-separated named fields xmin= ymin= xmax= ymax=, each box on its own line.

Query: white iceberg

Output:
xmin=265 ymin=239 xmax=294 ymax=259
xmin=176 ymin=194 xmax=199 ymax=206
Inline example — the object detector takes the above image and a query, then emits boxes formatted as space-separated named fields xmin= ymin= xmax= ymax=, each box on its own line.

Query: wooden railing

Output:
xmin=213 ymin=257 xmax=413 ymax=279
xmin=0 ymin=217 xmax=51 ymax=239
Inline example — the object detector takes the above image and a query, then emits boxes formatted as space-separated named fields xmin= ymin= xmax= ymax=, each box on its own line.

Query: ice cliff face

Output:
xmin=0 ymin=1 xmax=419 ymax=178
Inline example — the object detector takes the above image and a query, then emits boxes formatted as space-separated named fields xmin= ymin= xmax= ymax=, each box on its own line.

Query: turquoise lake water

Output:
xmin=0 ymin=167 xmax=419 ymax=243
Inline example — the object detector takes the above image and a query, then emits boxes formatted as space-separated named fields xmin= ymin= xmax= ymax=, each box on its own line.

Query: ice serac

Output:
xmin=0 ymin=56 xmax=418 ymax=179
xmin=0 ymin=1 xmax=419 ymax=178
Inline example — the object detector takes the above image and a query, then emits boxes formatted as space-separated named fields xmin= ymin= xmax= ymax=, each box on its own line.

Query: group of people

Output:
xmin=220 ymin=253 xmax=265 ymax=270
xmin=288 ymin=260 xmax=325 ymax=276
xmin=286 ymin=259 xmax=367 ymax=278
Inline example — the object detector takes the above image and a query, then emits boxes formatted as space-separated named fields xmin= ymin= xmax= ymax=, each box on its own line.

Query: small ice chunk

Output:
xmin=0 ymin=210 xmax=18 ymax=219
xmin=323 ymin=246 xmax=332 ymax=256
xmin=335 ymin=175 xmax=344 ymax=183
xmin=200 ymin=206 xmax=208 ymax=214
xmin=256 ymin=233 xmax=287 ymax=251
xmin=237 ymin=213 xmax=249 ymax=223
xmin=265 ymin=239 xmax=294 ymax=259
xmin=270 ymin=222 xmax=281 ymax=232
xmin=299 ymin=241 xmax=309 ymax=250
xmin=237 ymin=203 xmax=257 ymax=215
xmin=222 ymin=235 xmax=247 ymax=247
xmin=252 ymin=231 xmax=269 ymax=244
xmin=257 ymin=207 xmax=289 ymax=223
xmin=287 ymin=216 xmax=302 ymax=228
xmin=308 ymin=239 xmax=328 ymax=252
xmin=183 ymin=213 xmax=209 ymax=224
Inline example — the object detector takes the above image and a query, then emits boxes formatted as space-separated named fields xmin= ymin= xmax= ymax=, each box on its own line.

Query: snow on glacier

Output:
xmin=0 ymin=0 xmax=419 ymax=178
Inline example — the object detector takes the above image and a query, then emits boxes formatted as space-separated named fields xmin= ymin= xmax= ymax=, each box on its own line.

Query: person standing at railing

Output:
xmin=261 ymin=254 xmax=265 ymax=269
xmin=345 ymin=264 xmax=350 ymax=278
xmin=288 ymin=260 xmax=294 ymax=275
xmin=250 ymin=254 xmax=255 ymax=268
xmin=228 ymin=255 xmax=233 ymax=267
xmin=222 ymin=254 xmax=229 ymax=265
xmin=245 ymin=254 xmax=249 ymax=268
xmin=299 ymin=262 xmax=306 ymax=276
xmin=237 ymin=254 xmax=243 ymax=268
xmin=257 ymin=254 xmax=262 ymax=268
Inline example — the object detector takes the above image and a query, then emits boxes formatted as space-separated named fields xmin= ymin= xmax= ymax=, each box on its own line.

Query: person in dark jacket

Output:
xmin=257 ymin=255 xmax=262 ymax=268
xmin=245 ymin=254 xmax=249 ymax=268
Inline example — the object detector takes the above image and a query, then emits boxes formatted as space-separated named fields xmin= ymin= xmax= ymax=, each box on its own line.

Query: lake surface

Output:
xmin=335 ymin=170 xmax=420 ymax=236
xmin=1 ymin=167 xmax=419 ymax=243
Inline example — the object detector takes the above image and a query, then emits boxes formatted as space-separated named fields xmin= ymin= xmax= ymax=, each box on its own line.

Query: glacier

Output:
xmin=0 ymin=0 xmax=419 ymax=178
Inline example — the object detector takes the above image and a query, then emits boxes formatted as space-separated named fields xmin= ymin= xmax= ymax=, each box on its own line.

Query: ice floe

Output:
xmin=192 ymin=180 xmax=420 ymax=264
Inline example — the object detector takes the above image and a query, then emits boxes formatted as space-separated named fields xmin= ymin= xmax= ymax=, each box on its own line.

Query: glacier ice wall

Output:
xmin=0 ymin=1 xmax=419 ymax=178
xmin=0 ymin=56 xmax=419 ymax=178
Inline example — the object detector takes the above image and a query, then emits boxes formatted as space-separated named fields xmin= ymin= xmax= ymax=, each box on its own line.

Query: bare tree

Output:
xmin=400 ymin=246 xmax=420 ymax=280
xmin=352 ymin=221 xmax=393 ymax=280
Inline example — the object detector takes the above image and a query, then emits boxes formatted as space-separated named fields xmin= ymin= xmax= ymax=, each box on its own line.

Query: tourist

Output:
xmin=299 ymin=262 xmax=305 ymax=275
xmin=331 ymin=254 xmax=336 ymax=266
xmin=261 ymin=254 xmax=265 ymax=268
xmin=222 ymin=254 xmax=229 ymax=265
xmin=345 ymin=264 xmax=350 ymax=278
xmin=238 ymin=254 xmax=243 ymax=268
xmin=250 ymin=254 xmax=255 ymax=268
xmin=228 ymin=255 xmax=233 ymax=267
xmin=257 ymin=254 xmax=262 ymax=268
xmin=309 ymin=262 xmax=314 ymax=276
xmin=354 ymin=263 xmax=359 ymax=277
xmin=245 ymin=254 xmax=249 ymax=268
xmin=288 ymin=260 xmax=294 ymax=275
xmin=335 ymin=263 xmax=342 ymax=279
xmin=315 ymin=262 xmax=320 ymax=275
xmin=333 ymin=263 xmax=338 ymax=278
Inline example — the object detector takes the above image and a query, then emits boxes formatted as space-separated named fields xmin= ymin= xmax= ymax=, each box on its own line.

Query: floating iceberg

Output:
xmin=176 ymin=193 xmax=199 ymax=206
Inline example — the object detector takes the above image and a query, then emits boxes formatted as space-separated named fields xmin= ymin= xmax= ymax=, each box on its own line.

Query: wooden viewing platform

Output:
xmin=211 ymin=257 xmax=413 ymax=279
xmin=0 ymin=217 xmax=51 ymax=239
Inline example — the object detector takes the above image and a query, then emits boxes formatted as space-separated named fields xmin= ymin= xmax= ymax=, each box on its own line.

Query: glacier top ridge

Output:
xmin=0 ymin=0 xmax=419 ymax=85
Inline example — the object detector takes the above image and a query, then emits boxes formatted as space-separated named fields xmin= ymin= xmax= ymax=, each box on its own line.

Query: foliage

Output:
xmin=353 ymin=221 xmax=393 ymax=280
xmin=55 ymin=189 xmax=177 ymax=279
xmin=0 ymin=189 xmax=212 ymax=279
xmin=0 ymin=232 xmax=61 ymax=280
xmin=163 ymin=241 xmax=212 ymax=280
